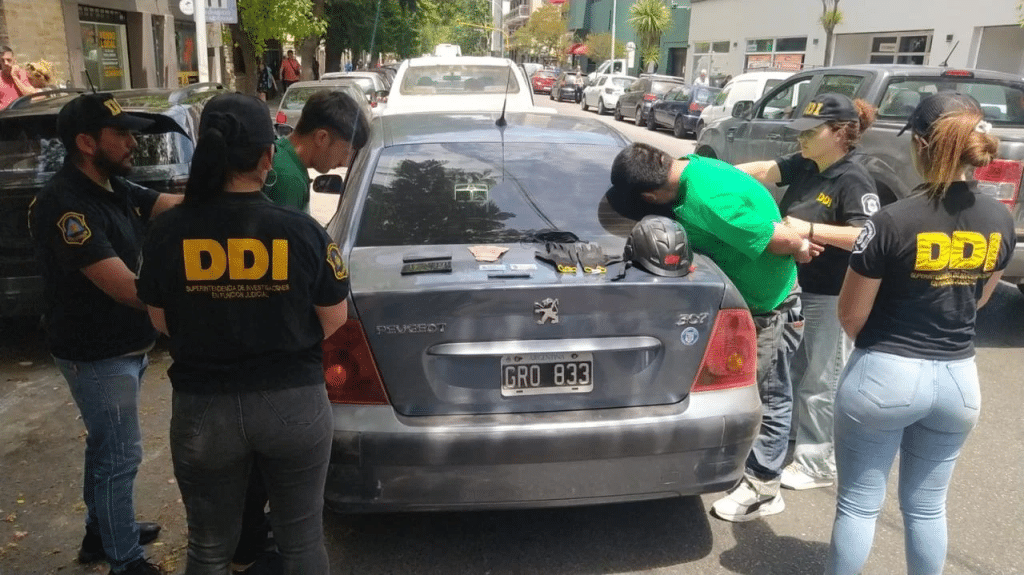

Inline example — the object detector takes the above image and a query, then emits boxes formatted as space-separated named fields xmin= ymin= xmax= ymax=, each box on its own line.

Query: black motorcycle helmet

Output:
xmin=623 ymin=215 xmax=693 ymax=277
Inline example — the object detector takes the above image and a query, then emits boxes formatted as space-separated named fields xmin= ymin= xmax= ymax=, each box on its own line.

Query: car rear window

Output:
xmin=651 ymin=80 xmax=685 ymax=96
xmin=282 ymin=87 xmax=328 ymax=110
xmin=355 ymin=143 xmax=629 ymax=247
xmin=609 ymin=77 xmax=634 ymax=89
xmin=694 ymin=87 xmax=720 ymax=104
xmin=400 ymin=65 xmax=521 ymax=95
xmin=0 ymin=116 xmax=187 ymax=173
xmin=878 ymin=78 xmax=1024 ymax=124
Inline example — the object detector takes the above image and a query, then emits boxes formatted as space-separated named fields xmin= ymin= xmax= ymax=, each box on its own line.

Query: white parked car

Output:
xmin=384 ymin=56 xmax=553 ymax=115
xmin=320 ymin=71 xmax=390 ymax=113
xmin=580 ymin=74 xmax=637 ymax=115
xmin=696 ymin=71 xmax=792 ymax=136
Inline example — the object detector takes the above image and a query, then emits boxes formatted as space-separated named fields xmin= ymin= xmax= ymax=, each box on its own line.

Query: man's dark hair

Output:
xmin=286 ymin=50 xmax=294 ymax=56
xmin=610 ymin=142 xmax=673 ymax=195
xmin=0 ymin=46 xmax=12 ymax=55
xmin=295 ymin=90 xmax=370 ymax=151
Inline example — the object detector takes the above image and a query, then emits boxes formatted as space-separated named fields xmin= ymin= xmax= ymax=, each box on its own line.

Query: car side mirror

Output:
xmin=732 ymin=100 xmax=754 ymax=118
xmin=274 ymin=123 xmax=294 ymax=137
xmin=313 ymin=174 xmax=344 ymax=195
xmin=374 ymin=90 xmax=389 ymax=102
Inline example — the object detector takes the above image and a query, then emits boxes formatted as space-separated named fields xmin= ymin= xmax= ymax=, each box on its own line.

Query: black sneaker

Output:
xmin=111 ymin=557 xmax=161 ymax=575
xmin=78 ymin=522 xmax=162 ymax=563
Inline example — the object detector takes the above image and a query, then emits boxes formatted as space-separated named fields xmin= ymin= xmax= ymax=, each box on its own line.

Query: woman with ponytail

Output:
xmin=137 ymin=93 xmax=348 ymax=574
xmin=825 ymin=92 xmax=1016 ymax=575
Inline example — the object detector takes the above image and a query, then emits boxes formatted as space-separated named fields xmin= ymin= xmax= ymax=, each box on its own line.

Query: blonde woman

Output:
xmin=826 ymin=92 xmax=1016 ymax=575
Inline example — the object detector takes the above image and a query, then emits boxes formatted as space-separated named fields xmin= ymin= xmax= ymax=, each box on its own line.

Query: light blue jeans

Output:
xmin=825 ymin=349 xmax=980 ymax=575
xmin=790 ymin=292 xmax=852 ymax=479
xmin=55 ymin=353 xmax=149 ymax=572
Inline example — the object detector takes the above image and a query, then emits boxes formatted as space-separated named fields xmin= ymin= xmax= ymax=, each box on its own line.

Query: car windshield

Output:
xmin=694 ymin=87 xmax=719 ymax=104
xmin=651 ymin=80 xmax=684 ymax=96
xmin=609 ymin=77 xmax=633 ymax=89
xmin=282 ymin=87 xmax=328 ymax=110
xmin=878 ymin=78 xmax=1024 ymax=124
xmin=356 ymin=143 xmax=629 ymax=247
xmin=400 ymin=65 xmax=521 ymax=95
xmin=0 ymin=116 xmax=186 ymax=173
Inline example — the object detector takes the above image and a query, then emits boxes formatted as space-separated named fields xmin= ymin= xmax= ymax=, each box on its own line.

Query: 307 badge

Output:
xmin=57 ymin=212 xmax=91 ymax=245
xmin=326 ymin=243 xmax=348 ymax=281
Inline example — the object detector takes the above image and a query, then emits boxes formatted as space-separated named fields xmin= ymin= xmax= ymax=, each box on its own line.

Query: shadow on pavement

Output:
xmin=974 ymin=282 xmax=1024 ymax=348
xmin=720 ymin=518 xmax=829 ymax=574
xmin=324 ymin=496 xmax=714 ymax=574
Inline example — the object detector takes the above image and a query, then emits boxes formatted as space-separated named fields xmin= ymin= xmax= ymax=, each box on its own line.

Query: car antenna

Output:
xmin=940 ymin=41 xmax=959 ymax=67
xmin=496 ymin=65 xmax=511 ymax=127
xmin=84 ymin=70 xmax=98 ymax=93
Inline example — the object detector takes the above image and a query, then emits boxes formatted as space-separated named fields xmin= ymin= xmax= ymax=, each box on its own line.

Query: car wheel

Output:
xmin=549 ymin=92 xmax=554 ymax=100
xmin=673 ymin=116 xmax=685 ymax=138
xmin=614 ymin=105 xmax=623 ymax=121
xmin=634 ymin=107 xmax=643 ymax=126
xmin=581 ymin=97 xmax=588 ymax=112
xmin=646 ymin=112 xmax=658 ymax=131
xmin=597 ymin=98 xmax=607 ymax=115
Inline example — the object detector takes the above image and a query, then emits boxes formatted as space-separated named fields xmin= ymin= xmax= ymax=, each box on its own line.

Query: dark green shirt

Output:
xmin=265 ymin=136 xmax=310 ymax=212
xmin=673 ymin=154 xmax=797 ymax=314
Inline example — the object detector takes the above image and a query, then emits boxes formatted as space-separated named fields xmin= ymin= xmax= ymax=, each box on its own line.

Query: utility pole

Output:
xmin=196 ymin=0 xmax=208 ymax=82
xmin=610 ymin=0 xmax=617 ymax=64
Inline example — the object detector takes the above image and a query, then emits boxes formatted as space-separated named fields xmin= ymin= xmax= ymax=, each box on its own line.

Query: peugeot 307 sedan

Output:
xmin=318 ymin=111 xmax=761 ymax=512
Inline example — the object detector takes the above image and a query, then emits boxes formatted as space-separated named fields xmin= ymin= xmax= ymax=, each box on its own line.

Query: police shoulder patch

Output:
xmin=861 ymin=193 xmax=880 ymax=216
xmin=852 ymin=220 xmax=875 ymax=254
xmin=326 ymin=243 xmax=348 ymax=281
xmin=57 ymin=212 xmax=92 ymax=245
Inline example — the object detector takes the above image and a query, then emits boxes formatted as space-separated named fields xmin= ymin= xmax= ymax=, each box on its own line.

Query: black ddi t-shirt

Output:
xmin=777 ymin=151 xmax=880 ymax=295
xmin=849 ymin=182 xmax=1016 ymax=360
xmin=137 ymin=193 xmax=349 ymax=393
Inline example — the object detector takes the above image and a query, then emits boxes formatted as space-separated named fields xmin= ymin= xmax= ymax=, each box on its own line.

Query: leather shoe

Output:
xmin=78 ymin=522 xmax=162 ymax=563
xmin=110 ymin=557 xmax=161 ymax=575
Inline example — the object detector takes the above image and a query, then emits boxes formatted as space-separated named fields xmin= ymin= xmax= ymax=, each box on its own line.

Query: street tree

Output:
xmin=820 ymin=0 xmax=843 ymax=66
xmin=323 ymin=0 xmax=424 ymax=71
xmin=628 ymin=0 xmax=671 ymax=72
xmin=584 ymin=32 xmax=626 ymax=63
xmin=229 ymin=0 xmax=326 ymax=93
xmin=418 ymin=0 xmax=493 ymax=57
xmin=509 ymin=2 xmax=569 ymax=66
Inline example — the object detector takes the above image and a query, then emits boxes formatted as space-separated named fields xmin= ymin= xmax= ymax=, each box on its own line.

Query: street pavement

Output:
xmin=0 ymin=96 xmax=1022 ymax=575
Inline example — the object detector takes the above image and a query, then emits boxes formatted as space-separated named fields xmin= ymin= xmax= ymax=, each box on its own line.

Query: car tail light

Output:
xmin=941 ymin=69 xmax=974 ymax=78
xmin=322 ymin=318 xmax=390 ymax=405
xmin=974 ymin=159 xmax=1023 ymax=207
xmin=643 ymin=93 xmax=657 ymax=101
xmin=692 ymin=309 xmax=757 ymax=392
xmin=275 ymin=111 xmax=287 ymax=124
xmin=689 ymin=102 xmax=705 ymax=113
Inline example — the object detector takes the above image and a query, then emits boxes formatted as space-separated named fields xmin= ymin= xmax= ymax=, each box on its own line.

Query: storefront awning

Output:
xmin=568 ymin=43 xmax=588 ymax=55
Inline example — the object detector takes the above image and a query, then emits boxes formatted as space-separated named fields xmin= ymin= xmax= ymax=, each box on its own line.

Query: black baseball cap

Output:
xmin=787 ymin=93 xmax=859 ymax=131
xmin=897 ymin=91 xmax=982 ymax=137
xmin=57 ymin=92 xmax=188 ymax=149
xmin=198 ymin=93 xmax=276 ymax=146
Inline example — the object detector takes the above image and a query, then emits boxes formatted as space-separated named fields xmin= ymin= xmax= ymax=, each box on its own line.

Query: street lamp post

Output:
xmin=610 ymin=0 xmax=616 ymax=65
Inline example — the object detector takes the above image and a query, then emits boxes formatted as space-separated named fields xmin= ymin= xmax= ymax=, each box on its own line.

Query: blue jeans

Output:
xmin=55 ymin=353 xmax=149 ymax=571
xmin=790 ymin=292 xmax=852 ymax=479
xmin=826 ymin=349 xmax=980 ymax=575
xmin=171 ymin=385 xmax=332 ymax=575
xmin=746 ymin=290 xmax=803 ymax=481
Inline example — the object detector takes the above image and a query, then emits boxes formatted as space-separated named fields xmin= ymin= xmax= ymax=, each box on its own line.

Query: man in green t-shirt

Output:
xmin=609 ymin=142 xmax=820 ymax=523
xmin=265 ymin=90 xmax=370 ymax=212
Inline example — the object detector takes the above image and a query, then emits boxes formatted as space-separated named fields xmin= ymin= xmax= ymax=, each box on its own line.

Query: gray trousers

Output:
xmin=789 ymin=291 xmax=853 ymax=480
xmin=170 ymin=385 xmax=332 ymax=575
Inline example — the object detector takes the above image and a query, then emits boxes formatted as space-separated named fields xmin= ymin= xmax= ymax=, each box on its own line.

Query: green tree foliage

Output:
xmin=324 ymin=0 xmax=425 ymax=69
xmin=628 ymin=0 xmax=671 ymax=68
xmin=509 ymin=3 xmax=569 ymax=65
xmin=819 ymin=0 xmax=843 ymax=66
xmin=584 ymin=32 xmax=626 ymax=62
xmin=417 ymin=0 xmax=492 ymax=57
xmin=229 ymin=0 xmax=327 ymax=92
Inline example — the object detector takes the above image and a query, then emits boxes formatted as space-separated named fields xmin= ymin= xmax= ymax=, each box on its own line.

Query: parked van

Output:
xmin=696 ymin=71 xmax=792 ymax=136
xmin=433 ymin=43 xmax=462 ymax=58
xmin=588 ymin=59 xmax=628 ymax=81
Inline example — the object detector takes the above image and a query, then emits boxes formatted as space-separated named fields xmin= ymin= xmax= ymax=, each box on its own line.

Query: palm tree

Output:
xmin=628 ymin=0 xmax=672 ymax=71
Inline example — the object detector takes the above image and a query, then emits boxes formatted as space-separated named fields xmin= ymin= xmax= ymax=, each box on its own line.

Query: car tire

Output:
xmin=597 ymin=98 xmax=607 ymax=115
xmin=581 ymin=97 xmax=588 ymax=112
xmin=634 ymin=107 xmax=643 ymax=126
xmin=673 ymin=116 xmax=685 ymax=139
xmin=549 ymin=92 xmax=554 ymax=100
xmin=614 ymin=105 xmax=623 ymax=121
xmin=646 ymin=112 xmax=658 ymax=131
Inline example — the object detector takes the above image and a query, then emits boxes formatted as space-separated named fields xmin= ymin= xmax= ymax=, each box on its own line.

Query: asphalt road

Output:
xmin=1 ymin=97 xmax=1022 ymax=575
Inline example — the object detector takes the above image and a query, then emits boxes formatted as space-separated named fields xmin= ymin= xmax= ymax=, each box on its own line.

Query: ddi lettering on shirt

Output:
xmin=183 ymin=238 xmax=291 ymax=299
xmin=912 ymin=231 xmax=1002 ymax=286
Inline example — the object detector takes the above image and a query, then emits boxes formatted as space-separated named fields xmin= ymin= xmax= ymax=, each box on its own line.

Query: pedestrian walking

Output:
xmin=574 ymin=66 xmax=584 ymax=103
xmin=825 ymin=92 xmax=1016 ymax=575
xmin=256 ymin=60 xmax=276 ymax=102
xmin=608 ymin=143 xmax=820 ymax=522
xmin=735 ymin=93 xmax=880 ymax=490
xmin=279 ymin=50 xmax=301 ymax=92
xmin=0 ymin=45 xmax=37 ymax=109
xmin=136 ymin=93 xmax=348 ymax=575
xmin=28 ymin=92 xmax=188 ymax=575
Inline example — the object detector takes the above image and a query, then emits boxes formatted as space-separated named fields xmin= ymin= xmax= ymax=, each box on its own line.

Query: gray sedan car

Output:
xmin=319 ymin=111 xmax=761 ymax=512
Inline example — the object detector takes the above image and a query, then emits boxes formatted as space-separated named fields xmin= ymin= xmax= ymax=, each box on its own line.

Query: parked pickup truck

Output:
xmin=695 ymin=64 xmax=1024 ymax=294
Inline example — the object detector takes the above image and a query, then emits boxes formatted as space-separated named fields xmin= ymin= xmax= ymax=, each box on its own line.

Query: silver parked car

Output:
xmin=318 ymin=111 xmax=761 ymax=512
xmin=274 ymin=79 xmax=373 ymax=127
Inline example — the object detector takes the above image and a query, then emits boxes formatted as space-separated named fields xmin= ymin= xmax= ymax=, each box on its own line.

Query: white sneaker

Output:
xmin=781 ymin=463 xmax=834 ymax=490
xmin=710 ymin=475 xmax=785 ymax=522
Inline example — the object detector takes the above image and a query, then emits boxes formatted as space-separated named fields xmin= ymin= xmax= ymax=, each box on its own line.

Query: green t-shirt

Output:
xmin=264 ymin=136 xmax=310 ymax=212
xmin=672 ymin=154 xmax=797 ymax=314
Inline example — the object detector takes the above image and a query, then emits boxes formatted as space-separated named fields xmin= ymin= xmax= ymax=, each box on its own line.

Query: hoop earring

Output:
xmin=263 ymin=168 xmax=278 ymax=188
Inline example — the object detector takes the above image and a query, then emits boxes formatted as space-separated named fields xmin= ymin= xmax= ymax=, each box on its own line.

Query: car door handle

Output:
xmin=726 ymin=128 xmax=736 ymax=142
xmin=767 ymin=133 xmax=782 ymax=141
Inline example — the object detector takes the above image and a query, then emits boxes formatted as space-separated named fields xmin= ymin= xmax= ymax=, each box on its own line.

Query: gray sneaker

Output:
xmin=711 ymin=475 xmax=785 ymax=522
xmin=781 ymin=462 xmax=834 ymax=490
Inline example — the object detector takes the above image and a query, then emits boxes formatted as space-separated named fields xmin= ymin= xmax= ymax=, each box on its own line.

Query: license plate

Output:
xmin=500 ymin=352 xmax=594 ymax=397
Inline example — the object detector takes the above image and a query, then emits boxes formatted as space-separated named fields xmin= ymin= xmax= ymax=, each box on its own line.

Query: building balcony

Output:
xmin=503 ymin=4 xmax=531 ymax=25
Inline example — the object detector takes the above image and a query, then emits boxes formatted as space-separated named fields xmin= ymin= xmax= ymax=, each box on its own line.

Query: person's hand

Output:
xmin=794 ymin=239 xmax=824 ymax=264
xmin=783 ymin=215 xmax=811 ymax=238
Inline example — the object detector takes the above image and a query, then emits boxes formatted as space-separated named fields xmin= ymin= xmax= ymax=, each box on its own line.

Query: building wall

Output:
xmin=690 ymin=0 xmax=1024 ymax=77
xmin=3 ymin=0 xmax=72 ymax=87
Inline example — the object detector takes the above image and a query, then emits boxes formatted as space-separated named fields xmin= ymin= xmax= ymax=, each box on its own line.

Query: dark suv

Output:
xmin=0 ymin=84 xmax=224 ymax=318
xmin=614 ymin=74 xmax=687 ymax=126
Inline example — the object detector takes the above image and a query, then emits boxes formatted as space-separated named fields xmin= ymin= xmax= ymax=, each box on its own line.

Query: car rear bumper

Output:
xmin=0 ymin=275 xmax=44 ymax=318
xmin=324 ymin=385 xmax=761 ymax=512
